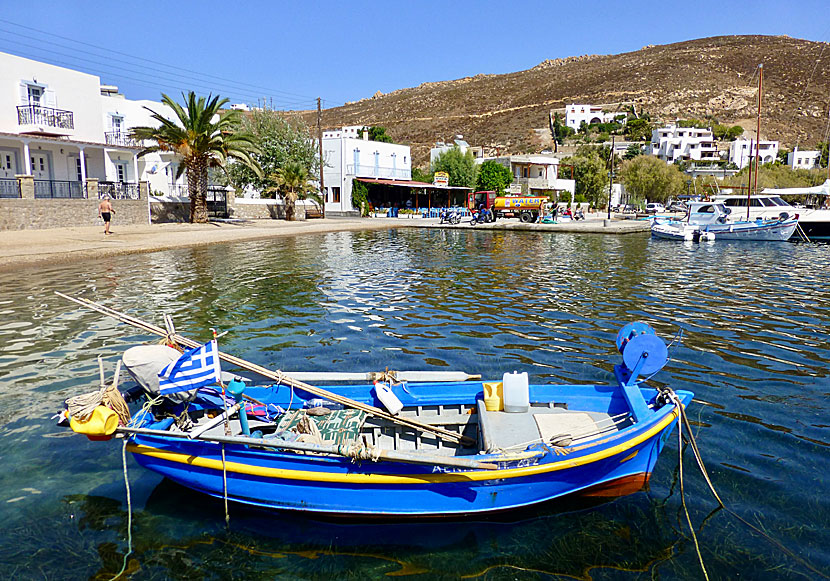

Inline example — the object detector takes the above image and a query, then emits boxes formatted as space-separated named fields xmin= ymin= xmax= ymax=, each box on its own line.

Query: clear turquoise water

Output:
xmin=0 ymin=228 xmax=827 ymax=579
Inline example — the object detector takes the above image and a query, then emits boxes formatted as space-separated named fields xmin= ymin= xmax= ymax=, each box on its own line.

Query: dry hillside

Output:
xmin=299 ymin=35 xmax=830 ymax=166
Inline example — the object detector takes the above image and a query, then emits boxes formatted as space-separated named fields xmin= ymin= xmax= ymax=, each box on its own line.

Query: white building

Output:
xmin=480 ymin=153 xmax=575 ymax=197
xmin=651 ymin=124 xmax=720 ymax=164
xmin=321 ymin=127 xmax=412 ymax=216
xmin=565 ymin=104 xmax=622 ymax=131
xmin=0 ymin=50 xmax=183 ymax=199
xmin=787 ymin=147 xmax=821 ymax=170
xmin=429 ymin=137 xmax=484 ymax=165
xmin=728 ymin=137 xmax=779 ymax=169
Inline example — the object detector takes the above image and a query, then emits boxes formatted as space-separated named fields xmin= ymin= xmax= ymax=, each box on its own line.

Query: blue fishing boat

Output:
xmin=59 ymin=295 xmax=691 ymax=517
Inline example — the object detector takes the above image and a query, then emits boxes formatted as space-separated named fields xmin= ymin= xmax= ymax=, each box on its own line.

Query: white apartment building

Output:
xmin=728 ymin=137 xmax=779 ymax=169
xmin=787 ymin=147 xmax=821 ymax=170
xmin=481 ymin=154 xmax=575 ymax=197
xmin=321 ymin=127 xmax=412 ymax=215
xmin=565 ymin=104 xmax=622 ymax=131
xmin=650 ymin=124 xmax=720 ymax=164
xmin=0 ymin=51 xmax=185 ymax=200
xmin=99 ymin=91 xmax=187 ymax=196
xmin=429 ymin=138 xmax=484 ymax=165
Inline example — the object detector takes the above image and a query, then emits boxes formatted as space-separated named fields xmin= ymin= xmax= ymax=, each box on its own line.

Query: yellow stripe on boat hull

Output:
xmin=127 ymin=408 xmax=680 ymax=485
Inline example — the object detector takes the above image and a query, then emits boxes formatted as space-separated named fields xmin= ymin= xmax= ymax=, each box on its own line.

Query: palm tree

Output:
xmin=131 ymin=92 xmax=261 ymax=223
xmin=267 ymin=160 xmax=321 ymax=220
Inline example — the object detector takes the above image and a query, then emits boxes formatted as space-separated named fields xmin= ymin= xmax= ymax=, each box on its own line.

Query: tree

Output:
xmin=624 ymin=118 xmax=652 ymax=141
xmin=563 ymin=149 xmax=608 ymax=208
xmin=412 ymin=167 xmax=434 ymax=184
xmin=475 ymin=160 xmax=513 ymax=193
xmin=131 ymin=92 xmax=261 ymax=223
xmin=619 ymin=155 xmax=686 ymax=204
xmin=358 ymin=126 xmax=394 ymax=143
xmin=431 ymin=147 xmax=477 ymax=189
xmin=266 ymin=160 xmax=320 ymax=221
xmin=818 ymin=141 xmax=828 ymax=168
xmin=351 ymin=179 xmax=369 ymax=216
xmin=226 ymin=109 xmax=318 ymax=198
xmin=623 ymin=144 xmax=643 ymax=160
xmin=727 ymin=126 xmax=745 ymax=140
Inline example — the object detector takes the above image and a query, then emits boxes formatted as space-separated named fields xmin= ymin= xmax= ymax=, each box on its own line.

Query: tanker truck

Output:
xmin=467 ymin=191 xmax=548 ymax=223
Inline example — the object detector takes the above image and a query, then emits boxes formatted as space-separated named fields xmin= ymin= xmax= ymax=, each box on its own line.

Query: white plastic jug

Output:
xmin=502 ymin=371 xmax=529 ymax=413
xmin=374 ymin=381 xmax=404 ymax=415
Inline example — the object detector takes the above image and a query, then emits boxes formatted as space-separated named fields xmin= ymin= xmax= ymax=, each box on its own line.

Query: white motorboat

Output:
xmin=726 ymin=180 xmax=830 ymax=240
xmin=652 ymin=201 xmax=797 ymax=242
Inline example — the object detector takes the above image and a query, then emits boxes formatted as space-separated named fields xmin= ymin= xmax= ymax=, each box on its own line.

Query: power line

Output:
xmin=0 ymin=18 xmax=322 ymax=104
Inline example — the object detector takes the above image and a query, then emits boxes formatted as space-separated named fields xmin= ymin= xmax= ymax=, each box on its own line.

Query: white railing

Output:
xmin=346 ymin=164 xmax=410 ymax=180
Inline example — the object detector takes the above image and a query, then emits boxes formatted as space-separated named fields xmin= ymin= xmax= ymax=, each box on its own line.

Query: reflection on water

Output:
xmin=0 ymin=229 xmax=828 ymax=579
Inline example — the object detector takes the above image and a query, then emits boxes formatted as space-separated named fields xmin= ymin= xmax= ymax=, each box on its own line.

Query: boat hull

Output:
xmin=652 ymin=218 xmax=797 ymax=241
xmin=127 ymin=390 xmax=691 ymax=517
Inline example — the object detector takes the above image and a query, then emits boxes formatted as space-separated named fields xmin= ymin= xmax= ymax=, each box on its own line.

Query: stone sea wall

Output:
xmin=0 ymin=177 xmax=149 ymax=231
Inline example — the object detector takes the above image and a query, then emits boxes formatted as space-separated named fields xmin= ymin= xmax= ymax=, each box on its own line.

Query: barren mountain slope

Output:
xmin=301 ymin=35 xmax=830 ymax=165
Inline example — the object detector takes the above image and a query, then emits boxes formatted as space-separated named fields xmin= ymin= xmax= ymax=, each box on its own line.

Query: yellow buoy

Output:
xmin=70 ymin=406 xmax=118 ymax=440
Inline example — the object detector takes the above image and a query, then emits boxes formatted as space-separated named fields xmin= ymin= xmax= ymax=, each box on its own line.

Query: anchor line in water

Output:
xmin=666 ymin=389 xmax=829 ymax=580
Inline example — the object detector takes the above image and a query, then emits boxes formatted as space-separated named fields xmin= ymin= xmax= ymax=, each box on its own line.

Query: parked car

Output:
xmin=645 ymin=203 xmax=665 ymax=214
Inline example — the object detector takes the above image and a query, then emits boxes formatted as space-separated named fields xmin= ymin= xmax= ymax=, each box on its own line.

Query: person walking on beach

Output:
xmin=98 ymin=195 xmax=114 ymax=235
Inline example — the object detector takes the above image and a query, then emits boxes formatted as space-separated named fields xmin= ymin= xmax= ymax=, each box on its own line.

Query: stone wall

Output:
xmin=149 ymin=198 xmax=190 ymax=223
xmin=147 ymin=196 xmax=324 ymax=223
xmin=0 ymin=177 xmax=149 ymax=231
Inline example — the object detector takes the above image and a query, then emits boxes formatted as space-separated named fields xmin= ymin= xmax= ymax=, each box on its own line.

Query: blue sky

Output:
xmin=1 ymin=0 xmax=828 ymax=110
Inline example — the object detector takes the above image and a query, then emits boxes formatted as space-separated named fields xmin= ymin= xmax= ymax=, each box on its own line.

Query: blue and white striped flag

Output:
xmin=158 ymin=339 xmax=221 ymax=395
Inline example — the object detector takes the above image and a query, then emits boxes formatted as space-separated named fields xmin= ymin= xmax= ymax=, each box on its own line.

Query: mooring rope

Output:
xmin=109 ymin=439 xmax=132 ymax=581
xmin=674 ymin=399 xmax=710 ymax=580
xmin=666 ymin=389 xmax=829 ymax=580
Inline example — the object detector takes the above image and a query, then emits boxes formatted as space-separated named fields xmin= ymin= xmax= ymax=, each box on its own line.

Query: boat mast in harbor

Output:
xmin=749 ymin=64 xmax=763 ymax=220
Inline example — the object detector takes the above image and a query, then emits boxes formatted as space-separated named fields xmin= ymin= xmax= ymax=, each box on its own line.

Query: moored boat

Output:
xmin=59 ymin=298 xmax=693 ymax=518
xmin=652 ymin=201 xmax=797 ymax=241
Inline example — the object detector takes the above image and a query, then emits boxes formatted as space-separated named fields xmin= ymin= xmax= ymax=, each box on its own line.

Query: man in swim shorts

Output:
xmin=98 ymin=195 xmax=114 ymax=235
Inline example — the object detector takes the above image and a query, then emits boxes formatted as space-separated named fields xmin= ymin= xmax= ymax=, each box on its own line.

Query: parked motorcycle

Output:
xmin=440 ymin=208 xmax=461 ymax=225
xmin=470 ymin=207 xmax=494 ymax=226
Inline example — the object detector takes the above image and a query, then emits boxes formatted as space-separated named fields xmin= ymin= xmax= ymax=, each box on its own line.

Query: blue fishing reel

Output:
xmin=614 ymin=322 xmax=670 ymax=423
xmin=616 ymin=322 xmax=668 ymax=378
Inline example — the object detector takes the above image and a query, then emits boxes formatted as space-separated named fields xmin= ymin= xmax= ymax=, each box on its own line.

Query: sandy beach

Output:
xmin=0 ymin=215 xmax=650 ymax=271
xmin=0 ymin=218 xmax=399 ymax=271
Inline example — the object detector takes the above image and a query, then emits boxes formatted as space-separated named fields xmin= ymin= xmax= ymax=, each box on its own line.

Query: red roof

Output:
xmin=355 ymin=178 xmax=471 ymax=190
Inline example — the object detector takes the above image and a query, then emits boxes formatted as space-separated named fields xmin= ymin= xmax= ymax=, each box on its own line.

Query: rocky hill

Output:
xmin=300 ymin=35 xmax=830 ymax=166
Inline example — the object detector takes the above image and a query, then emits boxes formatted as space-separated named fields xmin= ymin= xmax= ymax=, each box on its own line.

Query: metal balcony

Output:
xmin=105 ymin=131 xmax=141 ymax=148
xmin=17 ymin=104 xmax=74 ymax=131
xmin=346 ymin=164 xmax=410 ymax=180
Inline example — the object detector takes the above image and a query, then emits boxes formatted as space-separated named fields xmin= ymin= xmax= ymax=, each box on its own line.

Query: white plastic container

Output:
xmin=374 ymin=381 xmax=404 ymax=415
xmin=502 ymin=371 xmax=529 ymax=413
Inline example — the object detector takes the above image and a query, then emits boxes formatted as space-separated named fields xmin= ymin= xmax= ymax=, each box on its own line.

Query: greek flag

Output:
xmin=158 ymin=340 xmax=221 ymax=395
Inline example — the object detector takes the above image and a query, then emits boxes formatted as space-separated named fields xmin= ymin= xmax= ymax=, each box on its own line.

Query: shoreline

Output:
xmin=0 ymin=216 xmax=650 ymax=271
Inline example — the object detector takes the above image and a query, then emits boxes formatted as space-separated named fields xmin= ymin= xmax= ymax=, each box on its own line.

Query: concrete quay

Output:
xmin=400 ymin=215 xmax=652 ymax=234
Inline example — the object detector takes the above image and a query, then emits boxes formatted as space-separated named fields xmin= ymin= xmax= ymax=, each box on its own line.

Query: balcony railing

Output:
xmin=0 ymin=178 xmax=21 ymax=198
xmin=99 ymin=181 xmax=140 ymax=200
xmin=105 ymin=131 xmax=141 ymax=148
xmin=346 ymin=164 xmax=410 ymax=180
xmin=34 ymin=180 xmax=85 ymax=199
xmin=17 ymin=105 xmax=74 ymax=130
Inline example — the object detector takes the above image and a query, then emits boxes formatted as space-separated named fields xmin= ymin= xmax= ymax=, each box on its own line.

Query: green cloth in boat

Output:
xmin=277 ymin=408 xmax=367 ymax=446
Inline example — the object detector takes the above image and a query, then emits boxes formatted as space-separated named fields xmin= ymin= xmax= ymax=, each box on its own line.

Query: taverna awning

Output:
xmin=355 ymin=178 xmax=472 ymax=191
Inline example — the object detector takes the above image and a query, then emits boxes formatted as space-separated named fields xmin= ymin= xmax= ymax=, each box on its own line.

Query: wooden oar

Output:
xmin=284 ymin=370 xmax=481 ymax=382
xmin=118 ymin=426 xmax=498 ymax=470
xmin=56 ymin=292 xmax=474 ymax=445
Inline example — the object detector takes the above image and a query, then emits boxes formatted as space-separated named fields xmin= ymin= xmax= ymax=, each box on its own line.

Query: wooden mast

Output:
xmin=749 ymin=64 xmax=763 ymax=220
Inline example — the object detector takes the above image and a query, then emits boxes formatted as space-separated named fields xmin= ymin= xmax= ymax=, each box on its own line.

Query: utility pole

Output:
xmin=317 ymin=97 xmax=325 ymax=219
xmin=607 ymin=135 xmax=615 ymax=220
